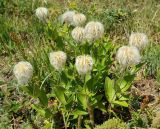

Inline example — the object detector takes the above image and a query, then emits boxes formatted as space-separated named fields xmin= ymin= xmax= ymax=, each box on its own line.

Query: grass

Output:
xmin=0 ymin=0 xmax=160 ymax=129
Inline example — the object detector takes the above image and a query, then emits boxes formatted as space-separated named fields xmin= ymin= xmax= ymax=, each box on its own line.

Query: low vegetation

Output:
xmin=0 ymin=0 xmax=160 ymax=129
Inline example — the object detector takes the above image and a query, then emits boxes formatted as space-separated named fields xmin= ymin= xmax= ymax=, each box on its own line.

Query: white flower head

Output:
xmin=73 ymin=13 xmax=86 ymax=26
xmin=84 ymin=21 xmax=104 ymax=42
xmin=13 ymin=61 xmax=33 ymax=85
xmin=75 ymin=55 xmax=93 ymax=75
xmin=71 ymin=27 xmax=85 ymax=42
xmin=116 ymin=46 xmax=141 ymax=67
xmin=129 ymin=32 xmax=148 ymax=50
xmin=49 ymin=51 xmax=67 ymax=71
xmin=60 ymin=10 xmax=76 ymax=25
xmin=35 ymin=7 xmax=48 ymax=21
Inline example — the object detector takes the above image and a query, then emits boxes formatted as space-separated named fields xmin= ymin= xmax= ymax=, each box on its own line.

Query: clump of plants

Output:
xmin=144 ymin=44 xmax=160 ymax=81
xmin=94 ymin=118 xmax=127 ymax=129
xmin=99 ymin=8 xmax=132 ymax=33
xmin=10 ymin=4 xmax=150 ymax=129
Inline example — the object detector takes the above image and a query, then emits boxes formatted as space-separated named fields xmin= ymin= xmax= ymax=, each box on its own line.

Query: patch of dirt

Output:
xmin=131 ymin=78 xmax=160 ymax=111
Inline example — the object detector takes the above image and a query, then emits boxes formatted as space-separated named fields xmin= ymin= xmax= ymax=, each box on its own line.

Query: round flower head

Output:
xmin=71 ymin=27 xmax=85 ymax=42
xmin=75 ymin=55 xmax=93 ymax=75
xmin=84 ymin=21 xmax=104 ymax=42
xmin=116 ymin=46 xmax=141 ymax=67
xmin=13 ymin=61 xmax=33 ymax=85
xmin=49 ymin=51 xmax=67 ymax=71
xmin=129 ymin=32 xmax=148 ymax=50
xmin=73 ymin=13 xmax=86 ymax=26
xmin=60 ymin=10 xmax=76 ymax=25
xmin=35 ymin=7 xmax=48 ymax=21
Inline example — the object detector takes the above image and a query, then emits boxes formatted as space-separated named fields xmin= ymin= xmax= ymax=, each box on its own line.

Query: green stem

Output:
xmin=40 ymin=73 xmax=52 ymax=89
xmin=62 ymin=112 xmax=67 ymax=129
xmin=87 ymin=101 xmax=94 ymax=128
xmin=77 ymin=115 xmax=82 ymax=129
xmin=83 ymin=75 xmax=94 ymax=128
xmin=62 ymin=112 xmax=70 ymax=129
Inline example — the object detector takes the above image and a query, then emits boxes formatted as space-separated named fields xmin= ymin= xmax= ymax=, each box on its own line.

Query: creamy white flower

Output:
xmin=75 ymin=55 xmax=93 ymax=75
xmin=116 ymin=46 xmax=141 ymax=67
xmin=35 ymin=7 xmax=48 ymax=21
xmin=84 ymin=21 xmax=104 ymax=42
xmin=71 ymin=27 xmax=85 ymax=42
xmin=13 ymin=61 xmax=33 ymax=85
xmin=129 ymin=32 xmax=148 ymax=50
xmin=60 ymin=10 xmax=76 ymax=25
xmin=73 ymin=13 xmax=86 ymax=26
xmin=49 ymin=51 xmax=67 ymax=71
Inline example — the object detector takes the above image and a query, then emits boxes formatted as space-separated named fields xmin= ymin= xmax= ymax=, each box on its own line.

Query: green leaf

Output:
xmin=120 ymin=75 xmax=135 ymax=92
xmin=104 ymin=77 xmax=116 ymax=102
xmin=118 ymin=95 xmax=129 ymax=101
xmin=39 ymin=90 xmax=48 ymax=107
xmin=10 ymin=101 xmax=22 ymax=113
xmin=96 ymin=102 xmax=107 ymax=113
xmin=72 ymin=109 xmax=88 ymax=115
xmin=53 ymin=28 xmax=64 ymax=50
xmin=85 ymin=125 xmax=91 ymax=129
xmin=31 ymin=104 xmax=45 ymax=116
xmin=85 ymin=74 xmax=91 ymax=84
xmin=44 ymin=121 xmax=52 ymax=129
xmin=31 ymin=105 xmax=51 ymax=118
xmin=54 ymin=86 xmax=66 ymax=104
xmin=113 ymin=101 xmax=128 ymax=107
xmin=131 ymin=63 xmax=144 ymax=74
xmin=44 ymin=108 xmax=52 ymax=118
xmin=65 ymin=94 xmax=75 ymax=110
xmin=61 ymin=71 xmax=68 ymax=84
xmin=21 ymin=86 xmax=40 ymax=98
xmin=77 ymin=93 xmax=87 ymax=108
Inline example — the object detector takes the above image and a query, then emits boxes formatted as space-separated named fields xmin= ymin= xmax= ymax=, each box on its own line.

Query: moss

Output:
xmin=94 ymin=118 xmax=127 ymax=129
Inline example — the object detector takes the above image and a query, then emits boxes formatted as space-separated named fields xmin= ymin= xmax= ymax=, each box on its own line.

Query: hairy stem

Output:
xmin=77 ymin=115 xmax=82 ymax=129
xmin=87 ymin=102 xmax=94 ymax=128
